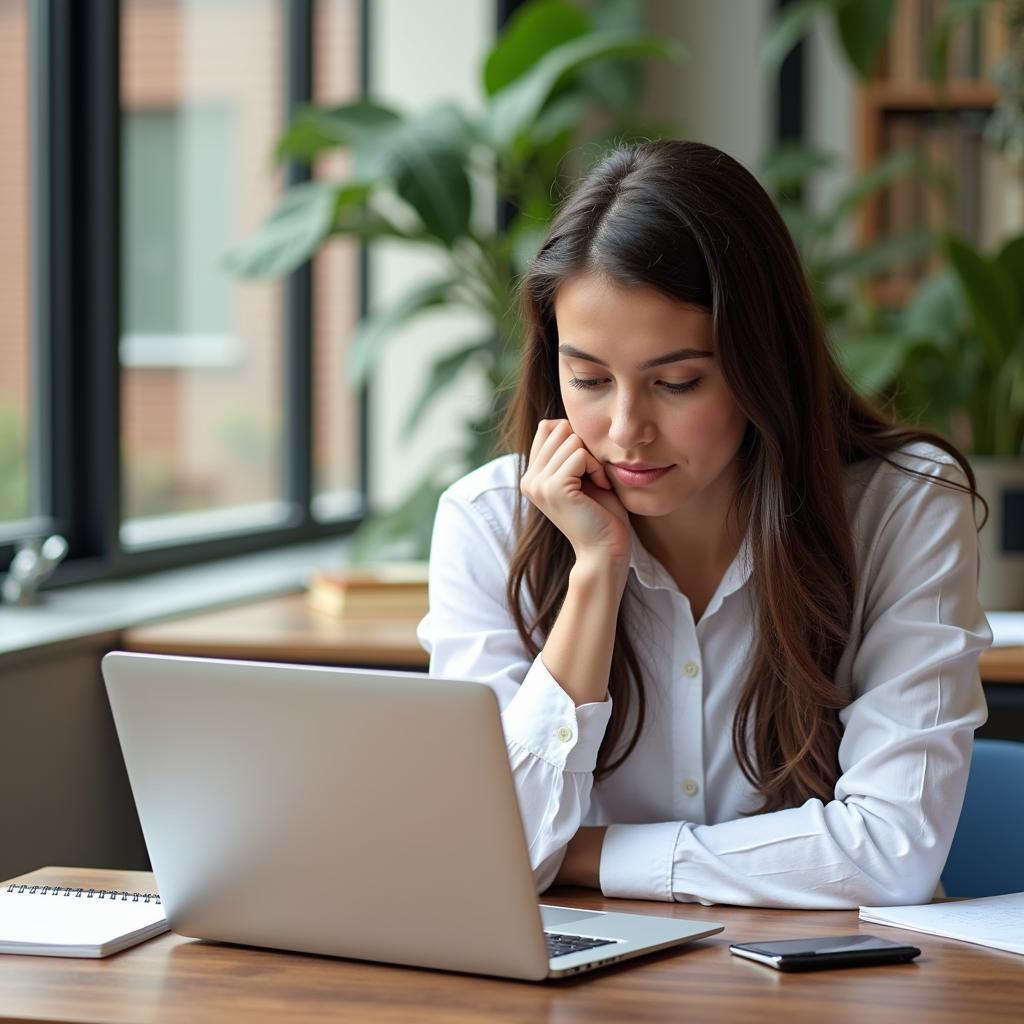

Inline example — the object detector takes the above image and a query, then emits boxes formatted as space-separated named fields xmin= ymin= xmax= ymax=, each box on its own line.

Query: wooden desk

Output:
xmin=121 ymin=591 xmax=429 ymax=669
xmin=2 ymin=867 xmax=1021 ymax=1024
xmin=119 ymin=591 xmax=1024 ymax=682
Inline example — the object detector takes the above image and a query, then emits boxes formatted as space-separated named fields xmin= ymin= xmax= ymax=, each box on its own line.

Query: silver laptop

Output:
xmin=101 ymin=651 xmax=722 ymax=980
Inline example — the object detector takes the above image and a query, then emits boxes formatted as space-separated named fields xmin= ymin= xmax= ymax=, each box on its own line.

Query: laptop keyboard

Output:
xmin=545 ymin=931 xmax=618 ymax=959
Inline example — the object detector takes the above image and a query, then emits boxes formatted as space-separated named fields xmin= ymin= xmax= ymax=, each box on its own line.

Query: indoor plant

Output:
xmin=228 ymin=0 xmax=681 ymax=558
xmin=839 ymin=233 xmax=1024 ymax=608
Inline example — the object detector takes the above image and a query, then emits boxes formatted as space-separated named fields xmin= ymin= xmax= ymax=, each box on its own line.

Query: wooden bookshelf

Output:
xmin=857 ymin=0 xmax=1021 ymax=305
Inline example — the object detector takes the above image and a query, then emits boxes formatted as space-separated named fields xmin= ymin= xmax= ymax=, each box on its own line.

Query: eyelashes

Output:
xmin=567 ymin=377 xmax=704 ymax=395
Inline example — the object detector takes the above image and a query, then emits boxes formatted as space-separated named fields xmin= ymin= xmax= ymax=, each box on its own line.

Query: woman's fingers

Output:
xmin=544 ymin=432 xmax=588 ymax=480
xmin=528 ymin=418 xmax=559 ymax=465
xmin=521 ymin=418 xmax=631 ymax=562
xmin=535 ymin=420 xmax=573 ymax=468
xmin=526 ymin=419 xmax=612 ymax=495
xmin=587 ymin=457 xmax=612 ymax=490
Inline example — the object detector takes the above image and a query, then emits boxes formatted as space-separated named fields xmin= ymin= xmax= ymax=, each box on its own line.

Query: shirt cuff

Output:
xmin=600 ymin=821 xmax=684 ymax=902
xmin=499 ymin=653 xmax=612 ymax=773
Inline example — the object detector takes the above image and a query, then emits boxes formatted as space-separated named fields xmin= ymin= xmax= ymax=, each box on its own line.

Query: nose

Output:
xmin=607 ymin=391 xmax=656 ymax=450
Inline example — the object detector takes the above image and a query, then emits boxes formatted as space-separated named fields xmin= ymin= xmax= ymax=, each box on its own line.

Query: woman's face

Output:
xmin=554 ymin=272 xmax=749 ymax=519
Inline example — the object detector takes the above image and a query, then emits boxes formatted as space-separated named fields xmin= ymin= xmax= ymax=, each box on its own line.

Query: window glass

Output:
xmin=120 ymin=0 xmax=287 ymax=546
xmin=311 ymin=0 xmax=362 ymax=520
xmin=0 ymin=0 xmax=32 ymax=527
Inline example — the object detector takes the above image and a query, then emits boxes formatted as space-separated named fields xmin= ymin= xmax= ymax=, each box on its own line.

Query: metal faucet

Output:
xmin=2 ymin=534 xmax=69 ymax=605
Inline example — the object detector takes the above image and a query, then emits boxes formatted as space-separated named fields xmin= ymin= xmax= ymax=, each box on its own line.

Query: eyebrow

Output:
xmin=557 ymin=344 xmax=714 ymax=370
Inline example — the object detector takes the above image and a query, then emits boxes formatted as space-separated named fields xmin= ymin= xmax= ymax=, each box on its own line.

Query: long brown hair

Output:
xmin=499 ymin=140 xmax=984 ymax=813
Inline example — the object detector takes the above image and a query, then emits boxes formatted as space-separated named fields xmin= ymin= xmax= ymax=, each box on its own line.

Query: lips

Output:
xmin=608 ymin=463 xmax=674 ymax=487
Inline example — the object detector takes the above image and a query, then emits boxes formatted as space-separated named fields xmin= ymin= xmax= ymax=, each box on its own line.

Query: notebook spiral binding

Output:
xmin=6 ymin=884 xmax=161 ymax=905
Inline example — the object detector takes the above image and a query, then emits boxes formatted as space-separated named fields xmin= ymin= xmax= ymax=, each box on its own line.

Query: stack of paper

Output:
xmin=859 ymin=892 xmax=1024 ymax=956
xmin=988 ymin=612 xmax=1024 ymax=648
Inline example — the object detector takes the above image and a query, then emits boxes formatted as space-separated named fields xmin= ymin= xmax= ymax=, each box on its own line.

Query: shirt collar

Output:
xmin=627 ymin=523 xmax=754 ymax=616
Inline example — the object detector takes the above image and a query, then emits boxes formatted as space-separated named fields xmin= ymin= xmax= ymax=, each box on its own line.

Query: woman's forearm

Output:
xmin=554 ymin=826 xmax=608 ymax=888
xmin=541 ymin=556 xmax=628 ymax=707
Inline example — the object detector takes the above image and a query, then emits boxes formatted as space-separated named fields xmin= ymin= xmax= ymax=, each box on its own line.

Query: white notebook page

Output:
xmin=859 ymin=892 xmax=1024 ymax=956
xmin=0 ymin=885 xmax=167 ymax=957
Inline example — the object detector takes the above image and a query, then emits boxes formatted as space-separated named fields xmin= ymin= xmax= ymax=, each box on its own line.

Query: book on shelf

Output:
xmin=306 ymin=561 xmax=429 ymax=617
xmin=876 ymin=106 xmax=1015 ymax=293
xmin=888 ymin=0 xmax=919 ymax=83
xmin=0 ymin=882 xmax=168 ymax=958
xmin=887 ymin=0 xmax=992 ymax=84
xmin=878 ymin=115 xmax=922 ymax=295
xmin=982 ymin=1 xmax=1012 ymax=78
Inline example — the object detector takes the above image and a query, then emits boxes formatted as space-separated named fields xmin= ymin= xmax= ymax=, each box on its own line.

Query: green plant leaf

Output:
xmin=347 ymin=277 xmax=462 ymax=389
xmin=579 ymin=1 xmax=646 ymax=113
xmin=924 ymin=0 xmax=987 ymax=93
xmin=486 ymin=30 xmax=683 ymax=155
xmin=483 ymin=0 xmax=590 ymax=96
xmin=506 ymin=217 xmax=550 ymax=276
xmin=760 ymin=142 xmax=838 ymax=194
xmin=835 ymin=0 xmax=896 ymax=77
xmin=356 ymin=104 xmax=474 ymax=246
xmin=825 ymin=149 xmax=950 ymax=233
xmin=832 ymin=333 xmax=914 ymax=395
xmin=893 ymin=341 xmax=982 ymax=438
xmin=401 ymin=339 xmax=493 ymax=439
xmin=995 ymin=235 xmax=1024 ymax=304
xmin=525 ymin=91 xmax=591 ymax=149
xmin=350 ymin=473 xmax=452 ymax=562
xmin=944 ymin=234 xmax=1019 ymax=368
xmin=760 ymin=0 xmax=827 ymax=78
xmin=330 ymin=204 xmax=433 ymax=244
xmin=816 ymin=227 xmax=935 ymax=280
xmin=901 ymin=270 xmax=966 ymax=348
xmin=591 ymin=0 xmax=644 ymax=31
xmin=275 ymin=101 xmax=402 ymax=163
xmin=778 ymin=200 xmax=820 ymax=255
xmin=350 ymin=446 xmax=468 ymax=561
xmin=224 ymin=181 xmax=342 ymax=277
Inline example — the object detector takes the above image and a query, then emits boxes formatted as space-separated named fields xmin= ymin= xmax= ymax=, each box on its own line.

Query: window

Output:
xmin=120 ymin=0 xmax=288 ymax=545
xmin=0 ymin=0 xmax=33 ymax=531
xmin=311 ymin=0 xmax=363 ymax=520
xmin=0 ymin=0 xmax=368 ymax=583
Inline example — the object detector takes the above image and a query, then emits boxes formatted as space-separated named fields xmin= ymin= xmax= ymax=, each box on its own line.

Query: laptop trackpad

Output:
xmin=539 ymin=906 xmax=607 ymax=928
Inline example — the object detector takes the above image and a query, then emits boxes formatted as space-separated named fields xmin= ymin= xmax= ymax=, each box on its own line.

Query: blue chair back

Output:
xmin=941 ymin=738 xmax=1024 ymax=898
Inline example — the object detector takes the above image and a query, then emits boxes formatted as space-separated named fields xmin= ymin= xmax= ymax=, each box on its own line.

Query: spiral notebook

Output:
xmin=0 ymin=883 xmax=168 ymax=958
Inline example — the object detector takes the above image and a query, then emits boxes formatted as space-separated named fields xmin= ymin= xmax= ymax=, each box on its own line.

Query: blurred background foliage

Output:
xmin=232 ymin=0 xmax=1024 ymax=558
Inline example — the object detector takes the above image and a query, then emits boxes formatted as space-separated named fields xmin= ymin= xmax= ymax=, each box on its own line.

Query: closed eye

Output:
xmin=567 ymin=377 xmax=704 ymax=395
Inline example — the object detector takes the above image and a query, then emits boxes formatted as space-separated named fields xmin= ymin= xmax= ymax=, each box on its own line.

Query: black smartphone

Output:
xmin=729 ymin=934 xmax=921 ymax=971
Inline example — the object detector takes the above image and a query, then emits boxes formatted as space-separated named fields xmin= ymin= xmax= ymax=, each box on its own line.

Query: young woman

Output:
xmin=416 ymin=139 xmax=992 ymax=909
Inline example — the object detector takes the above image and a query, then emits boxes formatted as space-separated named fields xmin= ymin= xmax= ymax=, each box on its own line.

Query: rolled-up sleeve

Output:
xmin=418 ymin=487 xmax=612 ymax=891
xmin=601 ymin=457 xmax=991 ymax=908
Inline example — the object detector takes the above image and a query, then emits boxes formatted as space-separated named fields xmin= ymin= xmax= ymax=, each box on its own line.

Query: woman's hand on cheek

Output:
xmin=521 ymin=419 xmax=631 ymax=566
xmin=583 ymin=452 xmax=612 ymax=490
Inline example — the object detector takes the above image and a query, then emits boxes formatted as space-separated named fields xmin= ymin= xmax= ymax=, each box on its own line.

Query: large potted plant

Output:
xmin=766 ymin=0 xmax=1024 ymax=610
xmin=839 ymin=233 xmax=1024 ymax=609
xmin=232 ymin=0 xmax=1017 ymax=567
xmin=228 ymin=0 xmax=682 ymax=558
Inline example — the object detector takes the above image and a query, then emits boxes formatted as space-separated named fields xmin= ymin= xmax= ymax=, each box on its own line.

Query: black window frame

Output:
xmin=1 ymin=0 xmax=370 ymax=587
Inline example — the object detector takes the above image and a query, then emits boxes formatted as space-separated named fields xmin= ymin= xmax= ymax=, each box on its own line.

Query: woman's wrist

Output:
xmin=570 ymin=552 xmax=630 ymax=592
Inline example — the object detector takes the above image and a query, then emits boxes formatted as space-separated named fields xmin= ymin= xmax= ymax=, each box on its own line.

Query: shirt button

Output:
xmin=683 ymin=661 xmax=700 ymax=678
xmin=681 ymin=778 xmax=699 ymax=797
xmin=556 ymin=726 xmax=574 ymax=743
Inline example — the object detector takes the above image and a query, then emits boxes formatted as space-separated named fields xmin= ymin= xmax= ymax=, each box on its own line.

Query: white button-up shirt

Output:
xmin=416 ymin=443 xmax=991 ymax=909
